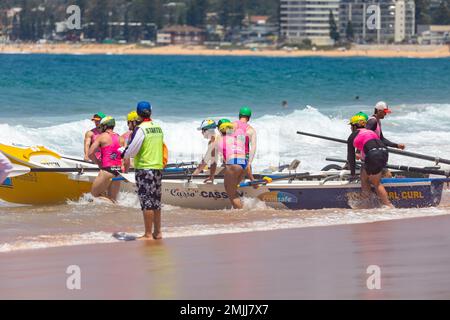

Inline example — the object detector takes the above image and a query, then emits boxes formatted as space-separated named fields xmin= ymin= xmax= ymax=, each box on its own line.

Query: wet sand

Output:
xmin=1 ymin=214 xmax=450 ymax=300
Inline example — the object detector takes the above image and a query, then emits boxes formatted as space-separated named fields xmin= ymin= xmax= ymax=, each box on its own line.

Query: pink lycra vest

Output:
xmin=353 ymin=129 xmax=380 ymax=160
xmin=100 ymin=133 xmax=122 ymax=168
xmin=368 ymin=116 xmax=381 ymax=138
xmin=233 ymin=120 xmax=250 ymax=153
xmin=91 ymin=128 xmax=102 ymax=160
xmin=220 ymin=122 xmax=249 ymax=162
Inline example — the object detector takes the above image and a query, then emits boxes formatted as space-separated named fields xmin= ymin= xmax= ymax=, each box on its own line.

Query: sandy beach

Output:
xmin=1 ymin=213 xmax=450 ymax=300
xmin=1 ymin=43 xmax=450 ymax=58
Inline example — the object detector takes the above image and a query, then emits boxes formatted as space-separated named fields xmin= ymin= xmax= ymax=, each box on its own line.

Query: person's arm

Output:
xmin=193 ymin=161 xmax=207 ymax=176
xmin=84 ymin=131 xmax=93 ymax=161
xmin=347 ymin=131 xmax=358 ymax=176
xmin=88 ymin=135 xmax=102 ymax=166
xmin=123 ymin=128 xmax=145 ymax=159
xmin=380 ymin=131 xmax=404 ymax=149
xmin=247 ymin=127 xmax=257 ymax=166
xmin=0 ymin=153 xmax=13 ymax=184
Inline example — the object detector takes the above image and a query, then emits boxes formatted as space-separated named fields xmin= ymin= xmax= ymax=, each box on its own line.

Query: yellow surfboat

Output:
xmin=0 ymin=144 xmax=96 ymax=205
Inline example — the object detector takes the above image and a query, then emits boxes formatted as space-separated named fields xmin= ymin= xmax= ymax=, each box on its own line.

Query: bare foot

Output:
xmin=137 ymin=235 xmax=155 ymax=241
xmin=152 ymin=232 xmax=163 ymax=240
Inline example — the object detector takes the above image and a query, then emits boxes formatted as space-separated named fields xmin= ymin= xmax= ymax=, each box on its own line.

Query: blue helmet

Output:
xmin=137 ymin=101 xmax=152 ymax=117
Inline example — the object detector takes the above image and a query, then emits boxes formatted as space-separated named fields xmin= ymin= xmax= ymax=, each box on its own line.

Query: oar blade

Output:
xmin=7 ymin=164 xmax=31 ymax=178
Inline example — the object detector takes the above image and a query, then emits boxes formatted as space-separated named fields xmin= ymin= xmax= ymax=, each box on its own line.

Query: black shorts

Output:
xmin=101 ymin=166 xmax=121 ymax=177
xmin=135 ymin=169 xmax=162 ymax=211
xmin=364 ymin=148 xmax=388 ymax=175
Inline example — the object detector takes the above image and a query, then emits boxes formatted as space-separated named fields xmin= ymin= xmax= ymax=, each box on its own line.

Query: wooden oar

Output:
xmin=297 ymin=131 xmax=450 ymax=165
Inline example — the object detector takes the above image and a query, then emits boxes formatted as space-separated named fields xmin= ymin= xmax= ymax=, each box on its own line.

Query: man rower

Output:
xmin=88 ymin=116 xmax=125 ymax=203
xmin=193 ymin=119 xmax=218 ymax=182
xmin=347 ymin=112 xmax=393 ymax=208
xmin=366 ymin=101 xmax=405 ymax=150
xmin=0 ymin=152 xmax=13 ymax=185
xmin=233 ymin=106 xmax=257 ymax=183
xmin=84 ymin=112 xmax=106 ymax=162
xmin=123 ymin=101 xmax=166 ymax=240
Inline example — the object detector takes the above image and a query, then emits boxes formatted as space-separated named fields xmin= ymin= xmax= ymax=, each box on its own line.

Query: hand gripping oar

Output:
xmin=297 ymin=131 xmax=450 ymax=165
xmin=239 ymin=173 xmax=311 ymax=188
xmin=325 ymin=157 xmax=450 ymax=177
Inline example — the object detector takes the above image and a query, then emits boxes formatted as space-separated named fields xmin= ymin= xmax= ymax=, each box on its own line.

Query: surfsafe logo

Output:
xmin=1 ymin=178 xmax=13 ymax=188
xmin=258 ymin=191 xmax=298 ymax=204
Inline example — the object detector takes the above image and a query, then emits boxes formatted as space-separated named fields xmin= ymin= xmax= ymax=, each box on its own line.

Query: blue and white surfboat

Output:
xmin=160 ymin=164 xmax=450 ymax=210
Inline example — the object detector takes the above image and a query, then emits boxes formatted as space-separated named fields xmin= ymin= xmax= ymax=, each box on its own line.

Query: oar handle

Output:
xmin=298 ymin=131 xmax=450 ymax=165
xmin=326 ymin=157 xmax=450 ymax=177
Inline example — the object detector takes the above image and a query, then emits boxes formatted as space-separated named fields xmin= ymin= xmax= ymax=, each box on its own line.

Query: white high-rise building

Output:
xmin=339 ymin=0 xmax=415 ymax=44
xmin=280 ymin=0 xmax=341 ymax=46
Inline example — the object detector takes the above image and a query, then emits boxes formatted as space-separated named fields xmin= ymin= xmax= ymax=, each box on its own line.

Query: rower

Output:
xmin=347 ymin=112 xmax=393 ymax=208
xmin=366 ymin=101 xmax=405 ymax=150
xmin=88 ymin=116 xmax=125 ymax=203
xmin=122 ymin=111 xmax=142 ymax=146
xmin=0 ymin=152 xmax=13 ymax=185
xmin=121 ymin=111 xmax=142 ymax=172
xmin=84 ymin=112 xmax=106 ymax=162
xmin=193 ymin=119 xmax=219 ymax=182
xmin=211 ymin=119 xmax=249 ymax=209
xmin=233 ymin=106 xmax=257 ymax=184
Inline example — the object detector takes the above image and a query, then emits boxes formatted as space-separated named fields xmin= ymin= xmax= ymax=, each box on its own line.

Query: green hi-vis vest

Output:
xmin=134 ymin=121 xmax=164 ymax=170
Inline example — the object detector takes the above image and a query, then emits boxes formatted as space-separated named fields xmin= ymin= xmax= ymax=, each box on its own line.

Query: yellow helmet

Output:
xmin=218 ymin=119 xmax=235 ymax=133
xmin=349 ymin=112 xmax=368 ymax=126
xmin=127 ymin=111 xmax=140 ymax=122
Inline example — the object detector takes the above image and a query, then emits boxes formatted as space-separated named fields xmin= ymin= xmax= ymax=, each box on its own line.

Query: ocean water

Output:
xmin=1 ymin=54 xmax=450 ymax=252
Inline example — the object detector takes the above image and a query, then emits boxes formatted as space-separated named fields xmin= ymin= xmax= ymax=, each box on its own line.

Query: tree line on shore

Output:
xmin=0 ymin=0 xmax=278 ymax=41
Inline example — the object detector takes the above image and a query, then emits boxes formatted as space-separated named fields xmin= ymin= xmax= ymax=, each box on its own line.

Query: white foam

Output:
xmin=1 ymin=206 xmax=449 ymax=253
xmin=1 ymin=104 xmax=450 ymax=172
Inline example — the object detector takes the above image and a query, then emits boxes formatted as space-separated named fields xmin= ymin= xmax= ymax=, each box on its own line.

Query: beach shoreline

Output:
xmin=1 ymin=43 xmax=450 ymax=58
xmin=2 ymin=213 xmax=450 ymax=300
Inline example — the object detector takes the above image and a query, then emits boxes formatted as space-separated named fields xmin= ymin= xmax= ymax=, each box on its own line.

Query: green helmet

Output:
xmin=239 ymin=106 xmax=252 ymax=118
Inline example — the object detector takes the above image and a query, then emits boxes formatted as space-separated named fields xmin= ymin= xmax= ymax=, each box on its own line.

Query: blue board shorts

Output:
xmin=226 ymin=158 xmax=248 ymax=170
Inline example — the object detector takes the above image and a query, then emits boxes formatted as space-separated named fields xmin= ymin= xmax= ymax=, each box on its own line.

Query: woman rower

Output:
xmin=88 ymin=116 xmax=125 ymax=203
xmin=347 ymin=112 xmax=393 ymax=208
xmin=211 ymin=119 xmax=250 ymax=209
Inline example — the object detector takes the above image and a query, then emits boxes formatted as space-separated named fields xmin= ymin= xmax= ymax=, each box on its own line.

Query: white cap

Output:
xmin=375 ymin=101 xmax=392 ymax=114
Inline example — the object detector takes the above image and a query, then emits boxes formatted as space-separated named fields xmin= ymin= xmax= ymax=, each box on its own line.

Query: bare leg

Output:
xmin=360 ymin=168 xmax=372 ymax=200
xmin=91 ymin=171 xmax=113 ymax=198
xmin=139 ymin=209 xmax=155 ymax=240
xmin=107 ymin=180 xmax=121 ymax=203
xmin=152 ymin=210 xmax=162 ymax=239
xmin=224 ymin=165 xmax=244 ymax=209
xmin=369 ymin=173 xmax=394 ymax=208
